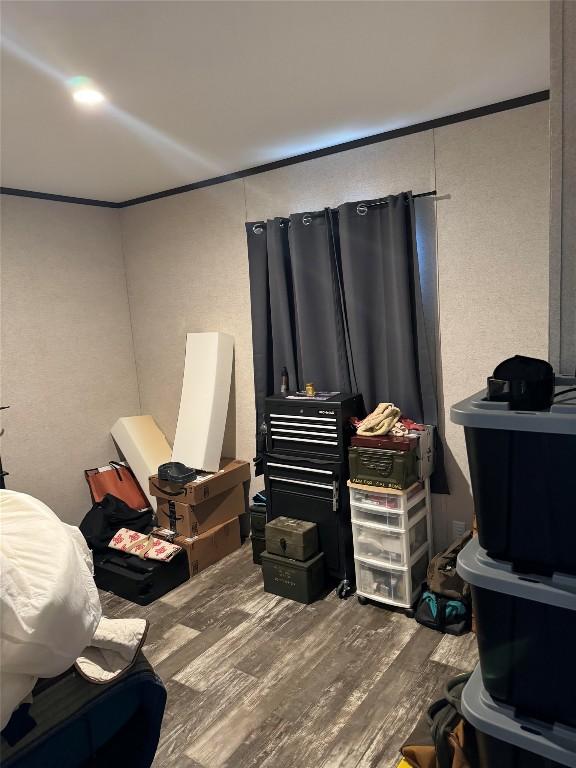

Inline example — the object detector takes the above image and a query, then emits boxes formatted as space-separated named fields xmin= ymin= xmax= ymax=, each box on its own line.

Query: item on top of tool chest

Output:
xmin=451 ymin=376 xmax=576 ymax=577
xmin=348 ymin=446 xmax=418 ymax=490
xmin=261 ymin=550 xmax=325 ymax=603
xmin=157 ymin=461 xmax=197 ymax=485
xmin=251 ymin=535 xmax=266 ymax=564
xmin=280 ymin=367 xmax=289 ymax=394
xmin=156 ymin=483 xmax=244 ymax=538
xmin=250 ymin=506 xmax=267 ymax=538
xmin=461 ymin=665 xmax=576 ymax=768
xmin=265 ymin=516 xmax=319 ymax=561
xmin=85 ymin=461 xmax=150 ymax=510
xmin=458 ymin=537 xmax=576 ymax=729
xmin=80 ymin=494 xmax=153 ymax=553
xmin=93 ymin=548 xmax=189 ymax=606
xmin=150 ymin=457 xmax=250 ymax=503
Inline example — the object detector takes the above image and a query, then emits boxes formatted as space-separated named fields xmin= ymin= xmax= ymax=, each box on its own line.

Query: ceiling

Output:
xmin=1 ymin=1 xmax=549 ymax=203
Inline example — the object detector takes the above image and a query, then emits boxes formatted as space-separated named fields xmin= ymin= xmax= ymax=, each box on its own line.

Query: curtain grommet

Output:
xmin=302 ymin=214 xmax=312 ymax=226
xmin=253 ymin=224 xmax=264 ymax=235
xmin=356 ymin=203 xmax=368 ymax=216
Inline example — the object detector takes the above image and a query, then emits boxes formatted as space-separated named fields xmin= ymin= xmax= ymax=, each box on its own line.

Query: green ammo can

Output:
xmin=261 ymin=551 xmax=325 ymax=604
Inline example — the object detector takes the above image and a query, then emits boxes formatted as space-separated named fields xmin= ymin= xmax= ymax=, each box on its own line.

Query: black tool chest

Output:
xmin=263 ymin=393 xmax=364 ymax=598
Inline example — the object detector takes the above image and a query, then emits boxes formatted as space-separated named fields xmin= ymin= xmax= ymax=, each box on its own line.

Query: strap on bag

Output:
xmin=124 ymin=533 xmax=155 ymax=560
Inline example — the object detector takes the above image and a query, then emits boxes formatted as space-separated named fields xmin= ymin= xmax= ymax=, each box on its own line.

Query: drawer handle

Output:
xmin=268 ymin=476 xmax=333 ymax=490
xmin=267 ymin=462 xmax=332 ymax=475
xmin=269 ymin=413 xmax=336 ymax=422
xmin=273 ymin=436 xmax=338 ymax=446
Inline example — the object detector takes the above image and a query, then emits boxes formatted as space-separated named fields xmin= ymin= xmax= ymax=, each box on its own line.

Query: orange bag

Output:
xmin=85 ymin=461 xmax=149 ymax=510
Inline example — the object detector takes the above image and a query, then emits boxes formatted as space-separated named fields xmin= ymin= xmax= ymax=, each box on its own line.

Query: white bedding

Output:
xmin=0 ymin=490 xmax=102 ymax=729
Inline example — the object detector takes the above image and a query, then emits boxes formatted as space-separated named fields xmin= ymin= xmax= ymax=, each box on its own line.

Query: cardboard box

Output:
xmin=149 ymin=458 xmax=250 ymax=504
xmin=156 ymin=483 xmax=244 ymax=538
xmin=166 ymin=516 xmax=241 ymax=577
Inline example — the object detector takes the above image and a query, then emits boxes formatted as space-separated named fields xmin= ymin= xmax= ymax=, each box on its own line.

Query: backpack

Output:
xmin=79 ymin=494 xmax=153 ymax=552
xmin=415 ymin=531 xmax=472 ymax=635
xmin=401 ymin=673 xmax=479 ymax=768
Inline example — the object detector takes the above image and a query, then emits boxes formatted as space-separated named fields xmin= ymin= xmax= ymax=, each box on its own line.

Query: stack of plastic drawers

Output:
xmin=451 ymin=378 xmax=576 ymax=768
xmin=348 ymin=479 xmax=433 ymax=609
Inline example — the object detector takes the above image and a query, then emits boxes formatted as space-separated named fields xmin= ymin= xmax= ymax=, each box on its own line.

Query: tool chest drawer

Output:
xmin=352 ymin=514 xmax=428 ymax=567
xmin=355 ymin=549 xmax=429 ymax=608
xmin=351 ymin=496 xmax=426 ymax=530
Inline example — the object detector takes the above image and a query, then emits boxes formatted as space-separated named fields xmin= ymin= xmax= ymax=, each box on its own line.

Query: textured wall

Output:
xmin=120 ymin=182 xmax=253 ymax=466
xmin=434 ymin=102 xmax=550 ymax=534
xmin=121 ymin=105 xmax=550 ymax=548
xmin=1 ymin=197 xmax=140 ymax=524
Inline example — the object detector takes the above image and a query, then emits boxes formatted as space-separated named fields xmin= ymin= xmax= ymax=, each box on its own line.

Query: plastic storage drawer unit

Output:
xmin=349 ymin=482 xmax=424 ymax=510
xmin=462 ymin=665 xmax=576 ymax=768
xmin=352 ymin=514 xmax=428 ymax=567
xmin=355 ymin=548 xmax=429 ymax=608
xmin=451 ymin=378 xmax=576 ymax=576
xmin=351 ymin=496 xmax=426 ymax=530
xmin=458 ymin=537 xmax=576 ymax=728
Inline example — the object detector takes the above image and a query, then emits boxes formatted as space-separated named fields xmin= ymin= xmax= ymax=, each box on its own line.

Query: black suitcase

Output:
xmin=94 ymin=549 xmax=189 ymax=605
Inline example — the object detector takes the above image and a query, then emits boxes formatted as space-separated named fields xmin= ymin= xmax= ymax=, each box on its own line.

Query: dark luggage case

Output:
xmin=451 ymin=379 xmax=576 ymax=576
xmin=265 ymin=516 xmax=318 ymax=561
xmin=348 ymin=446 xmax=418 ymax=490
xmin=251 ymin=535 xmax=266 ymax=565
xmin=458 ymin=538 xmax=576 ymax=729
xmin=261 ymin=551 xmax=325 ymax=603
xmin=94 ymin=549 xmax=189 ymax=606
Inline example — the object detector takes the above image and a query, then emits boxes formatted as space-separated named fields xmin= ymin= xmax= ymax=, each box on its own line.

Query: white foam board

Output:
xmin=111 ymin=415 xmax=172 ymax=510
xmin=172 ymin=332 xmax=234 ymax=472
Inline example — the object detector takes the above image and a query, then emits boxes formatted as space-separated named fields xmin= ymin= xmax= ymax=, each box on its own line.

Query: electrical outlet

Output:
xmin=452 ymin=520 xmax=466 ymax=539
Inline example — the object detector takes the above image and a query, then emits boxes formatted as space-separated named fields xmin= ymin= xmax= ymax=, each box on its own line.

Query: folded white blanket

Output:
xmin=75 ymin=617 xmax=148 ymax=684
xmin=0 ymin=491 xmax=102 ymax=729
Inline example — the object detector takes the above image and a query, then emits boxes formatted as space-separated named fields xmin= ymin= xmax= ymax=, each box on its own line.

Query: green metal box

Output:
xmin=348 ymin=446 xmax=418 ymax=490
xmin=261 ymin=551 xmax=325 ymax=603
xmin=265 ymin=516 xmax=319 ymax=561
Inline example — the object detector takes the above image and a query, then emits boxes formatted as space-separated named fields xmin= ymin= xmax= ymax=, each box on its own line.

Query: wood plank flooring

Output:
xmin=100 ymin=542 xmax=478 ymax=768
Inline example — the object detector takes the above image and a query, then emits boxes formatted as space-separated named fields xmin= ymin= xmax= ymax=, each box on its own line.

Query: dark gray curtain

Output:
xmin=246 ymin=191 xmax=447 ymax=491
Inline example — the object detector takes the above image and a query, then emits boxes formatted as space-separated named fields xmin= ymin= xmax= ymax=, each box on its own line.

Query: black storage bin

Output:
xmin=251 ymin=535 xmax=266 ymax=565
xmin=458 ymin=538 xmax=576 ymax=728
xmin=94 ymin=549 xmax=189 ymax=605
xmin=451 ymin=378 xmax=576 ymax=576
xmin=462 ymin=665 xmax=576 ymax=768
xmin=261 ymin=551 xmax=325 ymax=603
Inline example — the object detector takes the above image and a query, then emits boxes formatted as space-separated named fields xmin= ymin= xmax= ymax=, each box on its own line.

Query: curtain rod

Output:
xmin=250 ymin=191 xmax=438 ymax=231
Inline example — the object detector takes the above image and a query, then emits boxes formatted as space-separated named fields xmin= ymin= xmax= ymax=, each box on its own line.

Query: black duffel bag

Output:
xmin=80 ymin=494 xmax=153 ymax=552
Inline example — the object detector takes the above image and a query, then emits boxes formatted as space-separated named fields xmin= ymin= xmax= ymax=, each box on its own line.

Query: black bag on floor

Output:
xmin=401 ymin=672 xmax=479 ymax=768
xmin=415 ymin=531 xmax=472 ymax=635
xmin=415 ymin=589 xmax=470 ymax=636
xmin=80 ymin=494 xmax=153 ymax=553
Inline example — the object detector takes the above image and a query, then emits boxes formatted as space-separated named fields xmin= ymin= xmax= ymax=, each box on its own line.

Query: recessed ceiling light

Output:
xmin=67 ymin=76 xmax=106 ymax=107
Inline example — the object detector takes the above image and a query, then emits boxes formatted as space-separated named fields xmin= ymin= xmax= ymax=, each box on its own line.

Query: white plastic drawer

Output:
xmin=349 ymin=482 xmax=424 ymax=510
xmin=351 ymin=496 xmax=427 ymax=530
xmin=352 ymin=516 xmax=428 ymax=567
xmin=355 ymin=550 xmax=429 ymax=608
